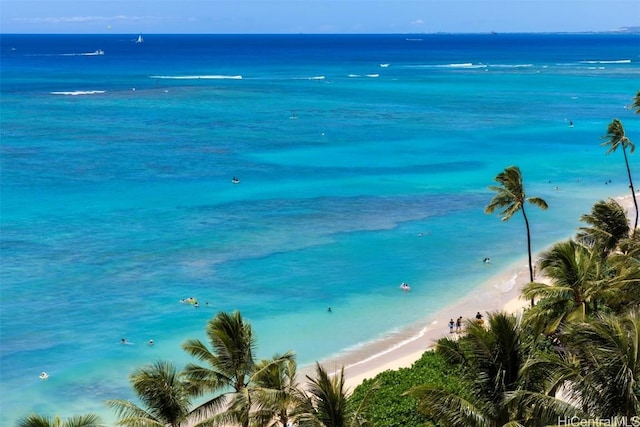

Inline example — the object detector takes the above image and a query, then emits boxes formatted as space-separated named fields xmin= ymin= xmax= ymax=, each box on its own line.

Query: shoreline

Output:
xmin=337 ymin=257 xmax=532 ymax=390
xmin=310 ymin=193 xmax=637 ymax=392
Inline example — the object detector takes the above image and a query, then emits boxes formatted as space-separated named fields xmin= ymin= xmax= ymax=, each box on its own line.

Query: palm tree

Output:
xmin=181 ymin=311 xmax=294 ymax=426
xmin=250 ymin=355 xmax=301 ymax=427
xmin=560 ymin=309 xmax=640 ymax=419
xmin=181 ymin=310 xmax=256 ymax=425
xmin=16 ymin=414 xmax=105 ymax=427
xmin=407 ymin=312 xmax=561 ymax=426
xmin=105 ymin=360 xmax=192 ymax=427
xmin=514 ymin=342 xmax=589 ymax=423
xmin=485 ymin=165 xmax=548 ymax=306
xmin=602 ymin=248 xmax=640 ymax=313
xmin=295 ymin=362 xmax=369 ymax=427
xmin=522 ymin=240 xmax=601 ymax=333
xmin=577 ymin=198 xmax=631 ymax=257
xmin=602 ymin=118 xmax=637 ymax=229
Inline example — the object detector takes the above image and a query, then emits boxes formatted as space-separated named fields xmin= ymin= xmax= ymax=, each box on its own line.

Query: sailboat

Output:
xmin=136 ymin=34 xmax=144 ymax=43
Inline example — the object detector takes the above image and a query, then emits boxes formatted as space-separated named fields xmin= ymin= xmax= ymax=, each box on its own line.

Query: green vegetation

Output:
xmin=350 ymin=351 xmax=467 ymax=427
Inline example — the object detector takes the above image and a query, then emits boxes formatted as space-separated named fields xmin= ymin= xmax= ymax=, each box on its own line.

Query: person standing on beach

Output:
xmin=448 ymin=318 xmax=455 ymax=333
xmin=455 ymin=316 xmax=462 ymax=333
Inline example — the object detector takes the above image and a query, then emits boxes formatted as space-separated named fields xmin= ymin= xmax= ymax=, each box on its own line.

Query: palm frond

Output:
xmin=107 ymin=360 xmax=191 ymax=427
xmin=563 ymin=310 xmax=640 ymax=417
xmin=577 ymin=198 xmax=630 ymax=255
xmin=17 ymin=414 xmax=106 ymax=427
xmin=407 ymin=386 xmax=490 ymax=427
xmin=632 ymin=90 xmax=640 ymax=114
xmin=527 ymin=196 xmax=548 ymax=210
xmin=435 ymin=335 xmax=467 ymax=365
xmin=16 ymin=415 xmax=56 ymax=427
xmin=602 ymin=119 xmax=627 ymax=154
xmin=187 ymin=394 xmax=231 ymax=426
xmin=105 ymin=399 xmax=159 ymax=425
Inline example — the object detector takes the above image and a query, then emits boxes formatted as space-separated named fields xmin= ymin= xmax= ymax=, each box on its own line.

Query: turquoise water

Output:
xmin=1 ymin=33 xmax=639 ymax=425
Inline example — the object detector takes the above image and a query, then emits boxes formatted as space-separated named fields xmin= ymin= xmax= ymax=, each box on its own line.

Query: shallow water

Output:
xmin=1 ymin=33 xmax=639 ymax=425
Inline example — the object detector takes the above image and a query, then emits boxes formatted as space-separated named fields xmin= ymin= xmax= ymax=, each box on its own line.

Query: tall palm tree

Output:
xmin=407 ymin=312 xmax=560 ymax=426
xmin=602 ymin=118 xmax=637 ymax=229
xmin=181 ymin=311 xmax=294 ymax=426
xmin=105 ymin=360 xmax=192 ymax=427
xmin=16 ymin=414 xmax=105 ymax=427
xmin=295 ymin=363 xmax=369 ymax=427
xmin=485 ymin=165 xmax=548 ymax=306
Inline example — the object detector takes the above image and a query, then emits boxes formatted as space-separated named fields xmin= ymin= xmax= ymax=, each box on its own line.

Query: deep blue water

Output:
xmin=1 ymin=33 xmax=639 ymax=425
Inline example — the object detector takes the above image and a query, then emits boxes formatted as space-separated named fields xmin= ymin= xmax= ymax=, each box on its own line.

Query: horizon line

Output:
xmin=2 ymin=29 xmax=640 ymax=36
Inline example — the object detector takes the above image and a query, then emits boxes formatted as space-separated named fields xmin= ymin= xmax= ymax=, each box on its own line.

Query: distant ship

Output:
xmin=136 ymin=34 xmax=144 ymax=43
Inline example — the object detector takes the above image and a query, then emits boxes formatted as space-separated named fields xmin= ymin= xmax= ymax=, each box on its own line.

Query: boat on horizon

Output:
xmin=136 ymin=34 xmax=144 ymax=43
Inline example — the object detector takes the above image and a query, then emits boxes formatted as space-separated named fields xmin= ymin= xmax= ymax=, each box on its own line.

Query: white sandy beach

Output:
xmin=337 ymin=259 xmax=533 ymax=391
xmin=312 ymin=193 xmax=638 ymax=392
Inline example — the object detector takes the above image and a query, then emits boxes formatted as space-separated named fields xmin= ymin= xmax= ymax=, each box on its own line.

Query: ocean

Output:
xmin=1 ymin=33 xmax=639 ymax=425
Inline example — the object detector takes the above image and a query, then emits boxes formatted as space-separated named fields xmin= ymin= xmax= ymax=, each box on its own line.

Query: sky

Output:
xmin=0 ymin=0 xmax=639 ymax=34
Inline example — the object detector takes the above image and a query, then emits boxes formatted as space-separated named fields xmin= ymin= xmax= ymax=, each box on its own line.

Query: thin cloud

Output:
xmin=13 ymin=15 xmax=156 ymax=24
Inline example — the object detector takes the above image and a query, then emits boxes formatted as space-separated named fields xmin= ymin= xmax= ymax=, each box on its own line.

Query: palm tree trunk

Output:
xmin=622 ymin=146 xmax=639 ymax=230
xmin=521 ymin=206 xmax=535 ymax=307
